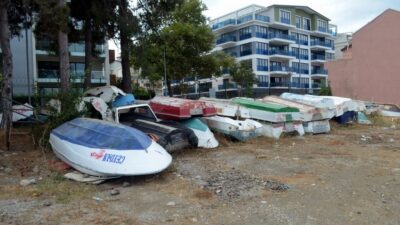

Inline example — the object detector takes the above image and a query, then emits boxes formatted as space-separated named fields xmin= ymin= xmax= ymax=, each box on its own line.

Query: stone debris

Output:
xmin=110 ymin=189 xmax=120 ymax=196
xmin=43 ymin=201 xmax=52 ymax=207
xmin=167 ymin=201 xmax=176 ymax=206
xmin=20 ymin=178 xmax=37 ymax=186
xmin=122 ymin=182 xmax=130 ymax=187
xmin=204 ymin=170 xmax=289 ymax=201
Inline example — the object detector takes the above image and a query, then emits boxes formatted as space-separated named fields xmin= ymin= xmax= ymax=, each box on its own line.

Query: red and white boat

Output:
xmin=149 ymin=96 xmax=216 ymax=120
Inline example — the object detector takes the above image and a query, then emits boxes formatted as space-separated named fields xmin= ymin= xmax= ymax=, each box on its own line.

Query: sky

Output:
xmin=202 ymin=0 xmax=400 ymax=33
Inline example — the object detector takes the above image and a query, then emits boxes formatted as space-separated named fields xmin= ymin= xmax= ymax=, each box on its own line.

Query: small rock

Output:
xmin=167 ymin=201 xmax=176 ymax=206
xmin=389 ymin=138 xmax=395 ymax=143
xmin=20 ymin=178 xmax=37 ymax=186
xmin=390 ymin=125 xmax=396 ymax=129
xmin=122 ymin=182 xmax=130 ymax=187
xmin=261 ymin=201 xmax=267 ymax=204
xmin=43 ymin=201 xmax=52 ymax=207
xmin=110 ymin=189 xmax=120 ymax=196
xmin=357 ymin=211 xmax=361 ymax=215
xmin=382 ymin=200 xmax=387 ymax=204
xmin=4 ymin=167 xmax=12 ymax=173
xmin=191 ymin=218 xmax=198 ymax=222
xmin=92 ymin=196 xmax=103 ymax=201
xmin=32 ymin=166 xmax=39 ymax=173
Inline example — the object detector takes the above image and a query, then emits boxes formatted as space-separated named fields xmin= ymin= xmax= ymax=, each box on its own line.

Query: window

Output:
xmin=317 ymin=19 xmax=328 ymax=32
xmin=70 ymin=63 xmax=85 ymax=79
xmin=292 ymin=32 xmax=308 ymax=45
xmin=256 ymin=42 xmax=268 ymax=55
xmin=239 ymin=26 xmax=252 ymax=40
xmin=292 ymin=62 xmax=309 ymax=74
xmin=280 ymin=10 xmax=291 ymax=24
xmin=303 ymin=18 xmax=311 ymax=30
xmin=240 ymin=43 xmax=252 ymax=56
xmin=255 ymin=26 xmax=268 ymax=38
xmin=257 ymin=75 xmax=269 ymax=87
xmin=38 ymin=61 xmax=59 ymax=78
xmin=295 ymin=16 xmax=301 ymax=28
xmin=257 ymin=58 xmax=268 ymax=71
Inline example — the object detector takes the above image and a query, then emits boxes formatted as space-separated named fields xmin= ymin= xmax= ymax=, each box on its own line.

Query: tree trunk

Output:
xmin=167 ymin=79 xmax=172 ymax=97
xmin=0 ymin=2 xmax=12 ymax=149
xmin=119 ymin=0 xmax=132 ymax=93
xmin=83 ymin=18 xmax=92 ymax=89
xmin=58 ymin=0 xmax=70 ymax=93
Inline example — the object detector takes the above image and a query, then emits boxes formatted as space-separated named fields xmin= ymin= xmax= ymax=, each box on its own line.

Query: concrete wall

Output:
xmin=326 ymin=9 xmax=400 ymax=104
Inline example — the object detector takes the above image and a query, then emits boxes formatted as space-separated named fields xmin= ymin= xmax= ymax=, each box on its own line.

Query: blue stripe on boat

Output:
xmin=52 ymin=118 xmax=152 ymax=150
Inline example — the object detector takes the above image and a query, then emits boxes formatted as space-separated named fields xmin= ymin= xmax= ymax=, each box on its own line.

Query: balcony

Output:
xmin=255 ymin=32 xmax=268 ymax=39
xmin=257 ymin=65 xmax=268 ymax=71
xmin=311 ymin=68 xmax=328 ymax=78
xmin=269 ymin=49 xmax=296 ymax=60
xmin=311 ymin=54 xmax=326 ymax=65
xmin=239 ymin=33 xmax=252 ymax=40
xmin=257 ymin=82 xmax=269 ymax=87
xmin=212 ymin=19 xmax=236 ymax=32
xmin=268 ymin=33 xmax=296 ymax=44
xmin=291 ymin=82 xmax=310 ymax=88
xmin=216 ymin=36 xmax=236 ymax=47
xmin=37 ymin=69 xmax=106 ymax=83
xmin=218 ymin=83 xmax=237 ymax=90
xmin=310 ymin=40 xmax=333 ymax=50
xmin=296 ymin=39 xmax=309 ymax=46
xmin=237 ymin=15 xmax=253 ymax=24
xmin=255 ymin=15 xmax=270 ymax=23
xmin=296 ymin=54 xmax=309 ymax=60
xmin=312 ymin=83 xmax=323 ymax=89
xmin=239 ymin=50 xmax=252 ymax=57
xmin=256 ymin=48 xmax=268 ymax=55
xmin=270 ymin=82 xmax=290 ymax=87
xmin=280 ymin=18 xmax=290 ymax=25
xmin=269 ymin=65 xmax=292 ymax=75
xmin=292 ymin=67 xmax=309 ymax=74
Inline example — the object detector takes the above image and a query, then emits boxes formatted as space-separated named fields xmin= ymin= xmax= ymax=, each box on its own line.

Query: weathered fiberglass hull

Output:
xmin=49 ymin=118 xmax=172 ymax=177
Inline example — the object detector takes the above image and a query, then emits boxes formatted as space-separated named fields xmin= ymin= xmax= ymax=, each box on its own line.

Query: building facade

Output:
xmin=326 ymin=9 xmax=400 ymax=104
xmin=205 ymin=4 xmax=336 ymax=97
xmin=10 ymin=29 xmax=109 ymax=97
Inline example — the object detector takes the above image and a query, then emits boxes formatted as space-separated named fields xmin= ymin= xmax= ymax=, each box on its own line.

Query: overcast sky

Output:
xmin=202 ymin=0 xmax=400 ymax=33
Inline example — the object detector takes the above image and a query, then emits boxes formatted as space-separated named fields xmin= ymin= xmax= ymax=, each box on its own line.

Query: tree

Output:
xmin=0 ymin=0 xmax=35 ymax=148
xmin=230 ymin=60 xmax=257 ymax=97
xmin=70 ymin=0 xmax=117 ymax=89
xmin=35 ymin=0 xmax=70 ymax=93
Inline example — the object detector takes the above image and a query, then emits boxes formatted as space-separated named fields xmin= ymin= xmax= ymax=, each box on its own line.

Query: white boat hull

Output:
xmin=201 ymin=116 xmax=262 ymax=141
xmin=190 ymin=127 xmax=219 ymax=149
xmin=49 ymin=134 xmax=172 ymax=177
xmin=200 ymin=97 xmax=250 ymax=118
xmin=303 ymin=120 xmax=331 ymax=134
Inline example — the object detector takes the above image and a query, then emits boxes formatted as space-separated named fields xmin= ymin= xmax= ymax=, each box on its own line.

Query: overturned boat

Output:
xmin=49 ymin=118 xmax=172 ymax=177
xmin=201 ymin=116 xmax=262 ymax=141
xmin=149 ymin=96 xmax=216 ymax=120
xmin=181 ymin=118 xmax=219 ymax=149
xmin=199 ymin=97 xmax=251 ymax=119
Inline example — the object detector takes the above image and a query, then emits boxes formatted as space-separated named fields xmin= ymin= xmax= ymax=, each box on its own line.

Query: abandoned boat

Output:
xmin=149 ymin=96 xmax=216 ymax=120
xmin=201 ymin=116 xmax=262 ymax=141
xmin=114 ymin=104 xmax=198 ymax=152
xmin=199 ymin=97 xmax=251 ymax=119
xmin=181 ymin=118 xmax=219 ymax=149
xmin=378 ymin=104 xmax=400 ymax=117
xmin=49 ymin=118 xmax=172 ymax=177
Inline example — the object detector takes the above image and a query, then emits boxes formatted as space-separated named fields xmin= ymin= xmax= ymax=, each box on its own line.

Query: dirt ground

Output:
xmin=1 ymin=119 xmax=400 ymax=225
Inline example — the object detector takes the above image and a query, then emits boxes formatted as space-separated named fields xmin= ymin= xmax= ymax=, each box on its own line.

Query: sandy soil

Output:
xmin=1 ymin=121 xmax=400 ymax=225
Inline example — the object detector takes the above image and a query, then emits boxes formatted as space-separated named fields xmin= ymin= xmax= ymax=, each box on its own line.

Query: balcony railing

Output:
xmin=255 ymin=32 xmax=268 ymax=39
xmin=68 ymin=42 xmax=85 ymax=53
xmin=218 ymin=83 xmax=237 ymax=90
xmin=268 ymin=32 xmax=296 ymax=41
xmin=280 ymin=17 xmax=290 ymax=24
xmin=216 ymin=36 xmax=236 ymax=45
xmin=271 ymin=82 xmax=290 ymax=87
xmin=269 ymin=49 xmax=296 ymax=57
xmin=310 ymin=40 xmax=332 ymax=48
xmin=292 ymin=68 xmax=309 ymax=74
xmin=296 ymin=39 xmax=309 ymax=45
xmin=212 ymin=19 xmax=236 ymax=30
xmin=239 ymin=50 xmax=252 ymax=57
xmin=237 ymin=15 xmax=253 ymax=24
xmin=239 ymin=33 xmax=252 ymax=40
xmin=270 ymin=65 xmax=292 ymax=72
xmin=312 ymin=68 xmax=328 ymax=74
xmin=311 ymin=54 xmax=326 ymax=60
xmin=257 ymin=65 xmax=268 ymax=71
xmin=317 ymin=27 xmax=328 ymax=33
xmin=256 ymin=49 xmax=268 ymax=55
xmin=38 ymin=69 xmax=105 ymax=80
xmin=257 ymin=82 xmax=269 ymax=87
xmin=291 ymin=83 xmax=309 ymax=88
xmin=296 ymin=54 xmax=309 ymax=60
xmin=312 ymin=83 xmax=322 ymax=88
xmin=255 ymin=15 xmax=270 ymax=22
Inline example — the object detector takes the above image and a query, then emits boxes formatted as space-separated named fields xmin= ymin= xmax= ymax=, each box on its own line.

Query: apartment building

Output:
xmin=10 ymin=29 xmax=109 ymax=96
xmin=205 ymin=4 xmax=336 ymax=97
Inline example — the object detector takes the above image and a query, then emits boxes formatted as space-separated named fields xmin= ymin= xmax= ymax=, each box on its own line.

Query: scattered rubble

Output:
xmin=19 ymin=178 xmax=37 ymax=186
xmin=110 ymin=189 xmax=120 ymax=196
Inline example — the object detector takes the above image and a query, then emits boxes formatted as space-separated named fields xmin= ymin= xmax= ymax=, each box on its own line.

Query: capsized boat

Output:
xmin=181 ymin=118 xmax=219 ymax=149
xmin=83 ymin=85 xmax=126 ymax=103
xmin=149 ymin=96 xmax=216 ymax=120
xmin=201 ymin=116 xmax=262 ymax=141
xmin=199 ymin=97 xmax=250 ymax=119
xmin=261 ymin=96 xmax=330 ymax=134
xmin=232 ymin=97 xmax=300 ymax=123
xmin=49 ymin=118 xmax=172 ymax=177
xmin=378 ymin=104 xmax=400 ymax=117
xmin=114 ymin=104 xmax=198 ymax=152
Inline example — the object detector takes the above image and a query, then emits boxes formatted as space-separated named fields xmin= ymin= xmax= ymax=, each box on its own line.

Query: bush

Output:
xmin=318 ymin=82 xmax=332 ymax=96
xmin=133 ymin=87 xmax=154 ymax=100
